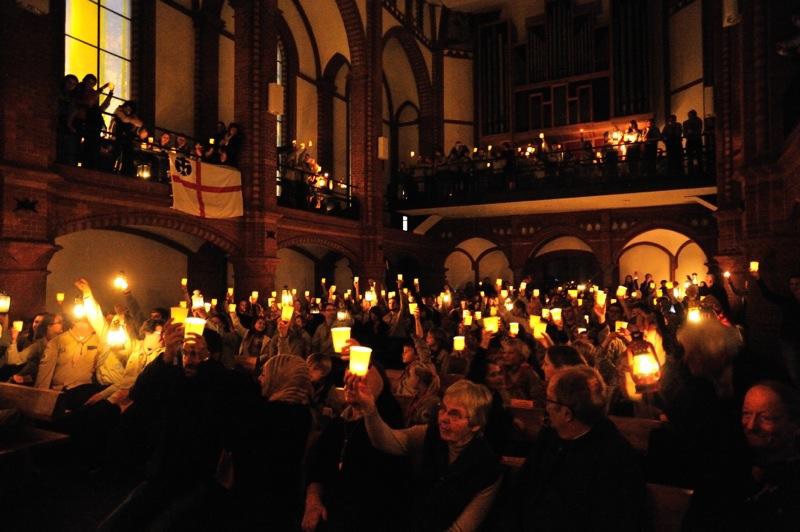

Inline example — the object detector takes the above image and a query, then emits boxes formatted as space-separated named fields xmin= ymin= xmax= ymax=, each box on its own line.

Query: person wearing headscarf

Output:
xmin=226 ymin=355 xmax=313 ymax=529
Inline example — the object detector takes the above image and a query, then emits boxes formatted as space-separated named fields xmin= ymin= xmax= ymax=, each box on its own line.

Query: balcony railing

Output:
xmin=277 ymin=165 xmax=359 ymax=220
xmin=392 ymin=139 xmax=716 ymax=209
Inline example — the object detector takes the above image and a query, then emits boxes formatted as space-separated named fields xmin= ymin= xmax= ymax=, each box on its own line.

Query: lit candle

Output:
xmin=519 ymin=281 xmax=527 ymax=292
xmin=388 ymin=291 xmax=396 ymax=299
xmin=349 ymin=346 xmax=372 ymax=377
xmin=228 ymin=303 xmax=236 ymax=313
xmin=533 ymin=289 xmax=540 ymax=297
xmin=414 ymin=278 xmax=419 ymax=286
xmin=410 ymin=150 xmax=415 ymax=158
xmin=56 ymin=292 xmax=65 ymax=303
xmin=179 ymin=301 xmax=188 ymax=309
xmin=483 ymin=316 xmax=500 ymax=333
xmin=211 ymin=298 xmax=218 ymax=307
xmin=509 ymin=322 xmax=520 ymax=336
xmin=687 ymin=308 xmax=701 ymax=323
xmin=532 ymin=321 xmax=548 ymax=339
xmin=568 ymin=289 xmax=578 ymax=299
xmin=12 ymin=320 xmax=24 ymax=332
xmin=113 ymin=272 xmax=128 ymax=291
xmin=1 ymin=294 xmax=13 ymax=313
xmin=616 ymin=285 xmax=627 ymax=297
xmin=749 ymin=261 xmax=759 ymax=272
xmin=453 ymin=336 xmax=466 ymax=351
xmin=541 ymin=309 xmax=550 ymax=319
xmin=171 ymin=306 xmax=188 ymax=324
xmin=631 ymin=352 xmax=661 ymax=389
xmin=191 ymin=290 xmax=204 ymax=309
xmin=250 ymin=290 xmax=259 ymax=301
xmin=331 ymin=327 xmax=351 ymax=353
xmin=474 ymin=311 xmax=482 ymax=320
xmin=107 ymin=324 xmax=127 ymax=347
xmin=723 ymin=271 xmax=731 ymax=279
xmin=304 ymin=290 xmax=310 ymax=297
xmin=181 ymin=278 xmax=188 ymax=287
xmin=596 ymin=291 xmax=607 ymax=307
xmin=529 ymin=315 xmax=541 ymax=328
xmin=354 ymin=276 xmax=359 ymax=284
xmin=496 ymin=278 xmax=502 ymax=286
xmin=271 ymin=291 xmax=277 ymax=298
xmin=292 ymin=288 xmax=297 ymax=296
xmin=409 ymin=302 xmax=418 ymax=315
xmin=321 ymin=278 xmax=326 ymax=285
xmin=209 ymin=138 xmax=215 ymax=145
xmin=204 ymin=302 xmax=211 ymax=313
xmin=614 ymin=320 xmax=628 ymax=332
xmin=184 ymin=317 xmax=206 ymax=338
xmin=463 ymin=314 xmax=473 ymax=326
xmin=227 ymin=287 xmax=234 ymax=296
xmin=281 ymin=305 xmax=294 ymax=321
xmin=550 ymin=308 xmax=562 ymax=322
xmin=500 ymin=289 xmax=508 ymax=299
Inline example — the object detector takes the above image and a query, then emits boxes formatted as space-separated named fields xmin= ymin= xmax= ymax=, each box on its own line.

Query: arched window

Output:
xmin=65 ymin=0 xmax=132 ymax=125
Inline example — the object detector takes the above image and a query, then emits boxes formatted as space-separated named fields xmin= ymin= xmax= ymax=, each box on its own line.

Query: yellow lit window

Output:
xmin=65 ymin=0 xmax=131 ymax=126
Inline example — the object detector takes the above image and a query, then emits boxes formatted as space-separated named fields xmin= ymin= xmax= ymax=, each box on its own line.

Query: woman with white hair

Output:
xmin=350 ymin=377 xmax=502 ymax=531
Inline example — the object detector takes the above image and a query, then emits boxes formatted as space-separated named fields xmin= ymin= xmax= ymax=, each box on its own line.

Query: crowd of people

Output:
xmin=1 ymin=264 xmax=799 ymax=530
xmin=57 ymin=74 xmax=242 ymax=181
xmin=395 ymin=111 xmax=713 ymax=202
xmin=277 ymin=141 xmax=355 ymax=216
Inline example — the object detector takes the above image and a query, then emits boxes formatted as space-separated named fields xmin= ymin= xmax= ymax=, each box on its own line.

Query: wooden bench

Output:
xmin=0 ymin=426 xmax=70 ymax=458
xmin=0 ymin=383 xmax=62 ymax=423
xmin=609 ymin=415 xmax=662 ymax=454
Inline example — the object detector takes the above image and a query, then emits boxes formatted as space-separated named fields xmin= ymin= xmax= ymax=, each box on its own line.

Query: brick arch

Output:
xmin=334 ymin=0 xmax=366 ymax=69
xmin=277 ymin=235 xmax=360 ymax=271
xmin=526 ymin=226 xmax=600 ymax=259
xmin=613 ymin=221 xmax=709 ymax=264
xmin=55 ymin=213 xmax=241 ymax=256
xmin=383 ymin=25 xmax=435 ymax=155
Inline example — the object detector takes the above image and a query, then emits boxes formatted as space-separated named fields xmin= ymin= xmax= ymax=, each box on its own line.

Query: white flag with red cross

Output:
xmin=169 ymin=154 xmax=243 ymax=218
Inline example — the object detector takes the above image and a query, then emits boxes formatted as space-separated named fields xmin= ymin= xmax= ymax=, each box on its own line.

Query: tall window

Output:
xmin=276 ymin=38 xmax=288 ymax=149
xmin=65 ymin=0 xmax=131 ymax=125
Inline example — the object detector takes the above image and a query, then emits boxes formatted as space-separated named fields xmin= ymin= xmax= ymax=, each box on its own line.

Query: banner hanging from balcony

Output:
xmin=169 ymin=154 xmax=243 ymax=218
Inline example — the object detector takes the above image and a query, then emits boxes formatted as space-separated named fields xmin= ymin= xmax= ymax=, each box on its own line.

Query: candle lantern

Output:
xmin=349 ymin=346 xmax=372 ymax=377
xmin=331 ymin=327 xmax=351 ymax=353
xmin=12 ymin=320 xmax=24 ymax=332
xmin=210 ymin=298 xmax=218 ymax=307
xmin=509 ymin=322 xmax=520 ymax=336
xmin=463 ymin=314 xmax=473 ymax=326
xmin=56 ymin=292 xmax=65 ymax=303
xmin=227 ymin=287 xmax=234 ymax=296
xmin=532 ymin=321 xmax=548 ymax=338
xmin=616 ymin=286 xmax=627 ymax=297
xmin=113 ymin=272 xmax=128 ymax=291
xmin=227 ymin=303 xmax=236 ymax=313
xmin=483 ymin=316 xmax=500 ymax=333
xmin=596 ymin=291 xmax=607 ymax=307
xmin=250 ymin=291 xmax=259 ymax=302
xmin=191 ymin=290 xmax=204 ymax=309
xmin=171 ymin=306 xmax=188 ymax=324
xmin=409 ymin=302 xmax=418 ymax=315
xmin=281 ymin=305 xmax=294 ymax=322
xmin=550 ymin=308 xmax=562 ymax=322
xmin=0 ymin=293 xmax=10 ymax=313
xmin=749 ymin=261 xmax=759 ymax=272
xmin=529 ymin=315 xmax=541 ymax=328
xmin=453 ymin=336 xmax=466 ymax=351
xmin=533 ymin=289 xmax=540 ymax=298
xmin=184 ymin=317 xmax=206 ymax=338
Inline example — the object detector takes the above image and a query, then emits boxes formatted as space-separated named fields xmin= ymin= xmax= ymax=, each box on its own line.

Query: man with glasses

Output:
xmin=503 ymin=366 xmax=646 ymax=531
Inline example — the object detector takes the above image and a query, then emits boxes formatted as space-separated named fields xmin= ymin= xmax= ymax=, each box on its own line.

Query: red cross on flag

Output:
xmin=170 ymin=154 xmax=243 ymax=218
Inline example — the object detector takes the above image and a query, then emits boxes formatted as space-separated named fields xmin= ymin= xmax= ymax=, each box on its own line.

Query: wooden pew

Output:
xmin=646 ymin=483 xmax=694 ymax=532
xmin=609 ymin=415 xmax=662 ymax=454
xmin=0 ymin=382 xmax=62 ymax=423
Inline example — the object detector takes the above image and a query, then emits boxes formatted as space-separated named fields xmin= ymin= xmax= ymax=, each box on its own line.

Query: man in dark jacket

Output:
xmin=503 ymin=366 xmax=646 ymax=531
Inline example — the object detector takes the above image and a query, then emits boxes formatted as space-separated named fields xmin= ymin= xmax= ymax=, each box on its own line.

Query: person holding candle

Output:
xmin=109 ymin=100 xmax=144 ymax=176
xmin=349 ymin=376 xmax=502 ymax=532
xmin=225 ymin=355 xmax=313 ymax=530
xmin=396 ymin=333 xmax=438 ymax=398
xmin=302 ymin=365 xmax=406 ymax=532
xmin=229 ymin=311 xmax=271 ymax=375
xmin=750 ymin=268 xmax=800 ymax=386
xmin=1 ymin=313 xmax=64 ymax=384
xmin=312 ymin=303 xmax=338 ymax=357
xmin=503 ymin=366 xmax=646 ymax=531
xmin=265 ymin=310 xmax=312 ymax=361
